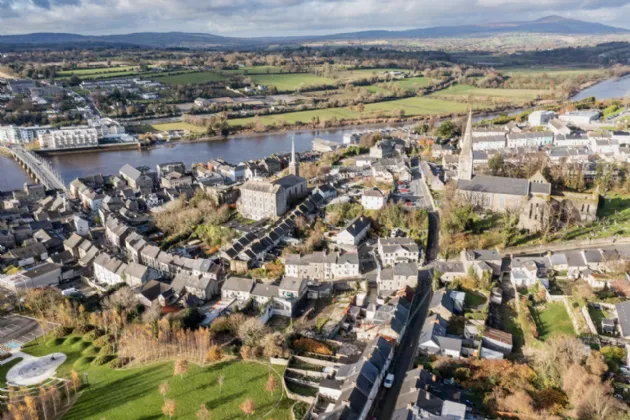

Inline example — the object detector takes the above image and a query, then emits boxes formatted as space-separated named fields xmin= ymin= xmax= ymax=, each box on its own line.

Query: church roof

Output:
xmin=457 ymin=175 xmax=530 ymax=196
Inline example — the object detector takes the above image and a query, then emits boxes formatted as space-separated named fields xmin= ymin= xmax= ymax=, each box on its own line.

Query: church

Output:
xmin=456 ymin=111 xmax=553 ymax=232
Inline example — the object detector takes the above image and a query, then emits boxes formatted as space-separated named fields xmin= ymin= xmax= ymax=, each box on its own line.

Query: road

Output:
xmin=370 ymin=195 xmax=440 ymax=419
xmin=9 ymin=146 xmax=66 ymax=191
xmin=372 ymin=278 xmax=432 ymax=419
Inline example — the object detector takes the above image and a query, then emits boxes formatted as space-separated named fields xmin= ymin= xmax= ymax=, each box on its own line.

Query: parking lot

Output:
xmin=0 ymin=315 xmax=55 ymax=348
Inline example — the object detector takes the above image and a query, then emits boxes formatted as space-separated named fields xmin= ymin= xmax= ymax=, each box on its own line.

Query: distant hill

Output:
xmin=0 ymin=16 xmax=626 ymax=49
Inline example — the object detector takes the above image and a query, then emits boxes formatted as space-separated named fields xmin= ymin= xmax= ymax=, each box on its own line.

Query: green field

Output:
xmin=392 ymin=77 xmax=436 ymax=90
xmin=247 ymin=73 xmax=336 ymax=91
xmin=222 ymin=65 xmax=284 ymax=74
xmin=10 ymin=335 xmax=291 ymax=420
xmin=56 ymin=70 xmax=140 ymax=80
xmin=229 ymin=96 xmax=469 ymax=126
xmin=152 ymin=122 xmax=207 ymax=133
xmin=534 ymin=302 xmax=575 ymax=341
xmin=366 ymin=85 xmax=391 ymax=95
xmin=155 ymin=71 xmax=226 ymax=85
xmin=431 ymin=84 xmax=547 ymax=100
xmin=57 ymin=66 xmax=139 ymax=76
xmin=500 ymin=67 xmax=604 ymax=77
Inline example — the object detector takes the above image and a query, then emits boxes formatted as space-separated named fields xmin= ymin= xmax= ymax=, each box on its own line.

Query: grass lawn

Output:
xmin=588 ymin=305 xmax=613 ymax=334
xmin=430 ymin=84 xmax=547 ymax=100
xmin=13 ymin=334 xmax=292 ymax=420
xmin=57 ymin=66 xmax=138 ymax=76
xmin=534 ymin=302 xmax=575 ymax=341
xmin=366 ymin=85 xmax=391 ymax=95
xmin=392 ymin=77 xmax=436 ymax=90
xmin=247 ymin=73 xmax=336 ymax=91
xmin=0 ymin=357 xmax=23 ymax=389
xmin=229 ymin=97 xmax=469 ymax=126
xmin=155 ymin=71 xmax=226 ymax=85
xmin=152 ymin=122 xmax=207 ymax=133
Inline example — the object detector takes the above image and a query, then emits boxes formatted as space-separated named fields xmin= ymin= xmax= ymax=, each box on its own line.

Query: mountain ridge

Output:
xmin=0 ymin=16 xmax=627 ymax=48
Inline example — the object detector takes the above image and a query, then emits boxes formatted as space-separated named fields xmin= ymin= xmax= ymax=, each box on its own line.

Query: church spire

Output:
xmin=458 ymin=109 xmax=474 ymax=181
xmin=289 ymin=135 xmax=299 ymax=177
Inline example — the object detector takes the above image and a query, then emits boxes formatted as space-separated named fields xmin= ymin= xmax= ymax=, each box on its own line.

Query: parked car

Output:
xmin=383 ymin=373 xmax=395 ymax=388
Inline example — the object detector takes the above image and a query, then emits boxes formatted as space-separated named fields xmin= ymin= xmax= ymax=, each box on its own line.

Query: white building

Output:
xmin=559 ymin=110 xmax=601 ymax=125
xmin=377 ymin=238 xmax=420 ymax=266
xmin=506 ymin=131 xmax=554 ymax=148
xmin=0 ymin=125 xmax=50 ymax=144
xmin=553 ymin=133 xmax=590 ymax=147
xmin=528 ymin=110 xmax=556 ymax=126
xmin=93 ymin=253 xmax=128 ymax=286
xmin=39 ymin=127 xmax=98 ymax=149
xmin=472 ymin=135 xmax=506 ymax=151
xmin=361 ymin=188 xmax=386 ymax=210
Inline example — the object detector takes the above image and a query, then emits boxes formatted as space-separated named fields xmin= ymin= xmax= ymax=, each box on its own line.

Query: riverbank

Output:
xmin=36 ymin=142 xmax=143 ymax=156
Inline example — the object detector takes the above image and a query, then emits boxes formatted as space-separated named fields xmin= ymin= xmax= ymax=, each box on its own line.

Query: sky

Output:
xmin=0 ymin=0 xmax=630 ymax=36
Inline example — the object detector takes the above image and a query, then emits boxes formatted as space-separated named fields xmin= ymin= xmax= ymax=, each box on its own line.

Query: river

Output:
xmin=0 ymin=126 xmax=384 ymax=191
xmin=0 ymin=108 xmax=544 ymax=192
xmin=571 ymin=76 xmax=630 ymax=101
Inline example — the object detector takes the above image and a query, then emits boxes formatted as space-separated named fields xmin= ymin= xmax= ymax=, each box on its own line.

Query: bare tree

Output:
xmin=196 ymin=404 xmax=211 ymax=420
xmin=217 ymin=375 xmax=225 ymax=393
xmin=161 ymin=399 xmax=177 ymax=419
xmin=158 ymin=381 xmax=170 ymax=401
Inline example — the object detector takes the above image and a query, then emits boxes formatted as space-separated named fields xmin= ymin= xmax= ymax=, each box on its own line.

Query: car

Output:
xmin=383 ymin=373 xmax=394 ymax=388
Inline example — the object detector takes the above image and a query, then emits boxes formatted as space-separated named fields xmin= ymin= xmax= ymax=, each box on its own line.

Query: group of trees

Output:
xmin=182 ymin=113 xmax=229 ymax=136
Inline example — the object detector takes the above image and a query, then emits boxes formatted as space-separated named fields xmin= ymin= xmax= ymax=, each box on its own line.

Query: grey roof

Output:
xmin=279 ymin=276 xmax=304 ymax=292
xmin=272 ymin=174 xmax=305 ymax=188
xmin=565 ymin=251 xmax=586 ymax=267
xmin=223 ymin=276 xmax=254 ymax=293
xmin=124 ymin=262 xmax=148 ymax=279
xmin=251 ymin=283 xmax=279 ymax=298
xmin=394 ymin=262 xmax=418 ymax=278
xmin=530 ymin=182 xmax=551 ymax=195
xmin=64 ymin=233 xmax=84 ymax=249
xmin=120 ymin=164 xmax=142 ymax=181
xmin=420 ymin=314 xmax=447 ymax=345
xmin=22 ymin=262 xmax=60 ymax=279
xmin=435 ymin=336 xmax=462 ymax=353
xmin=430 ymin=290 xmax=454 ymax=314
xmin=171 ymin=273 xmax=210 ymax=293
xmin=583 ymin=249 xmax=604 ymax=263
xmin=343 ymin=215 xmax=371 ymax=238
xmin=457 ymin=175 xmax=530 ymax=196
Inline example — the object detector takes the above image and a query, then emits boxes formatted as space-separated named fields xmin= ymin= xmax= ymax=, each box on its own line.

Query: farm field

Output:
xmin=11 ymin=335 xmax=292 ymax=420
xmin=500 ymin=67 xmax=604 ymax=77
xmin=154 ymin=71 xmax=226 ymax=85
xmin=533 ymin=302 xmax=575 ymax=341
xmin=152 ymin=122 xmax=207 ymax=133
xmin=247 ymin=73 xmax=336 ymax=91
xmin=222 ymin=65 xmax=284 ymax=74
xmin=56 ymin=66 xmax=139 ymax=76
xmin=56 ymin=70 xmax=140 ymax=80
xmin=389 ymin=77 xmax=437 ymax=90
xmin=430 ymin=84 xmax=547 ymax=100
xmin=228 ymin=96 xmax=469 ymax=126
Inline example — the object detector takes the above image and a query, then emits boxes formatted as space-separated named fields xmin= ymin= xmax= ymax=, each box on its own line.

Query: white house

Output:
xmin=334 ymin=215 xmax=371 ymax=246
xmin=528 ymin=110 xmax=556 ymax=127
xmin=361 ymin=188 xmax=386 ymax=210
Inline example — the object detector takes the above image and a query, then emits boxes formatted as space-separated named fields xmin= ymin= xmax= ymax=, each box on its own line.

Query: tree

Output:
xmin=501 ymin=209 xmax=519 ymax=248
xmin=162 ymin=399 xmax=177 ymax=419
xmin=357 ymin=103 xmax=365 ymax=113
xmin=488 ymin=153 xmax=505 ymax=176
xmin=217 ymin=374 xmax=225 ymax=393
xmin=158 ymin=381 xmax=170 ymax=401
xmin=265 ymin=374 xmax=279 ymax=394
xmin=436 ymin=120 xmax=460 ymax=139
xmin=240 ymin=398 xmax=256 ymax=417
xmin=196 ymin=404 xmax=211 ymax=420
xmin=237 ymin=318 xmax=269 ymax=347
xmin=432 ymin=270 xmax=442 ymax=292
xmin=174 ymin=359 xmax=189 ymax=379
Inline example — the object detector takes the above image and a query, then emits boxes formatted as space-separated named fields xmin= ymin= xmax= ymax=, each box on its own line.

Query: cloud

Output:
xmin=0 ymin=0 xmax=629 ymax=35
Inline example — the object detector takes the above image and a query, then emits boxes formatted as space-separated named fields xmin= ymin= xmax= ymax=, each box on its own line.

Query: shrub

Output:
xmin=205 ymin=345 xmax=223 ymax=362
xmin=73 ymin=357 xmax=94 ymax=369
xmin=51 ymin=326 xmax=73 ymax=338
xmin=83 ymin=329 xmax=104 ymax=342
xmin=240 ymin=345 xmax=263 ymax=360
xmin=98 ymin=344 xmax=115 ymax=356
xmin=293 ymin=337 xmax=333 ymax=356
xmin=46 ymin=338 xmax=63 ymax=348
xmin=107 ymin=357 xmax=130 ymax=369
xmin=92 ymin=355 xmax=113 ymax=366
xmin=93 ymin=334 xmax=113 ymax=347
xmin=71 ymin=340 xmax=91 ymax=351
xmin=63 ymin=336 xmax=82 ymax=346
xmin=82 ymin=346 xmax=98 ymax=357
xmin=73 ymin=324 xmax=92 ymax=335
xmin=0 ymin=353 xmax=11 ymax=362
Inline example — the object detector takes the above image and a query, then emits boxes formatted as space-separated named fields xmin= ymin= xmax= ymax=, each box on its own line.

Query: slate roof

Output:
xmin=616 ymin=300 xmax=630 ymax=337
xmin=457 ymin=175 xmax=530 ymax=196
xmin=223 ymin=276 xmax=254 ymax=293
xmin=429 ymin=289 xmax=454 ymax=314
xmin=251 ymin=283 xmax=279 ymax=298
xmin=120 ymin=164 xmax=142 ymax=181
